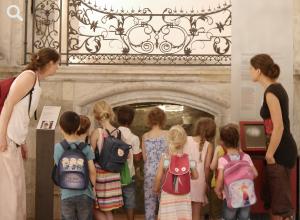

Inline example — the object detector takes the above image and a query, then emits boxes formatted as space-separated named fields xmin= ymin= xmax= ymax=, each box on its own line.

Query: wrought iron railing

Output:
xmin=25 ymin=0 xmax=231 ymax=65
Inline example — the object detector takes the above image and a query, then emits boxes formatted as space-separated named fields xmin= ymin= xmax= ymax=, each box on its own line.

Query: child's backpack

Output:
xmin=0 ymin=76 xmax=36 ymax=118
xmin=162 ymin=153 xmax=191 ymax=195
xmin=52 ymin=140 xmax=89 ymax=190
xmin=95 ymin=129 xmax=131 ymax=173
xmin=223 ymin=153 xmax=256 ymax=208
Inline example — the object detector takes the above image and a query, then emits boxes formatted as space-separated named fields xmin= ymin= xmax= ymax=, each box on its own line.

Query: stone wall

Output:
xmin=0 ymin=0 xmax=300 ymax=218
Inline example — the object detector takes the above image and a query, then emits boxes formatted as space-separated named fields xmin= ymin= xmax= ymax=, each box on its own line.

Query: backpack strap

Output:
xmin=239 ymin=152 xmax=245 ymax=160
xmin=77 ymin=142 xmax=88 ymax=151
xmin=110 ymin=128 xmax=122 ymax=139
xmin=162 ymin=153 xmax=170 ymax=169
xmin=61 ymin=140 xmax=71 ymax=151
xmin=23 ymin=71 xmax=37 ymax=119
xmin=106 ymin=128 xmax=122 ymax=139
xmin=223 ymin=154 xmax=231 ymax=163
xmin=105 ymin=128 xmax=112 ymax=137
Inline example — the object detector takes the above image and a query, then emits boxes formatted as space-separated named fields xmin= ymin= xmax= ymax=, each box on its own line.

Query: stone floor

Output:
xmin=114 ymin=214 xmax=145 ymax=220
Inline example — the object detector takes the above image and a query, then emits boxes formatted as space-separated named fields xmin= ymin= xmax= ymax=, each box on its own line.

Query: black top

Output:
xmin=260 ymin=83 xmax=298 ymax=168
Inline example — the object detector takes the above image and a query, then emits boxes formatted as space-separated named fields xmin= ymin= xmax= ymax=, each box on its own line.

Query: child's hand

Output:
xmin=153 ymin=187 xmax=160 ymax=194
xmin=214 ymin=187 xmax=222 ymax=199
xmin=92 ymin=187 xmax=96 ymax=197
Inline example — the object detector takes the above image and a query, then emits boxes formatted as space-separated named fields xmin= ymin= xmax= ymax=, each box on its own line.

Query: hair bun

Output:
xmin=269 ymin=63 xmax=280 ymax=79
xmin=31 ymin=53 xmax=38 ymax=62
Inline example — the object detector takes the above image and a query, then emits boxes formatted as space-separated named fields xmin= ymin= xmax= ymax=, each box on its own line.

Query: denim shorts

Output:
xmin=61 ymin=195 xmax=93 ymax=220
xmin=122 ymin=181 xmax=136 ymax=209
xmin=222 ymin=200 xmax=250 ymax=220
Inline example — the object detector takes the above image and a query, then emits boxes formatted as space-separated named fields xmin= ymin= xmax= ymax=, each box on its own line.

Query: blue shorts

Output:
xmin=122 ymin=181 xmax=136 ymax=209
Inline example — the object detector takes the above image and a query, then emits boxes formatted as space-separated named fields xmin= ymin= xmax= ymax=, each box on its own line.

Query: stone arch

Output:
xmin=74 ymin=83 xmax=230 ymax=124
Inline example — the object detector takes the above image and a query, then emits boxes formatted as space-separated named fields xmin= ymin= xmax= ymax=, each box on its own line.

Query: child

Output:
xmin=54 ymin=111 xmax=96 ymax=220
xmin=142 ymin=107 xmax=168 ymax=220
xmin=184 ymin=117 xmax=216 ymax=220
xmin=90 ymin=100 xmax=124 ymax=220
xmin=154 ymin=125 xmax=198 ymax=220
xmin=215 ymin=124 xmax=258 ymax=220
xmin=77 ymin=115 xmax=92 ymax=143
xmin=117 ymin=105 xmax=142 ymax=220
xmin=209 ymin=144 xmax=226 ymax=220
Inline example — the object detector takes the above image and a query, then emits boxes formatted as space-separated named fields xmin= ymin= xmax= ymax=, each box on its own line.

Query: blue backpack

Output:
xmin=52 ymin=140 xmax=89 ymax=190
xmin=95 ymin=129 xmax=131 ymax=173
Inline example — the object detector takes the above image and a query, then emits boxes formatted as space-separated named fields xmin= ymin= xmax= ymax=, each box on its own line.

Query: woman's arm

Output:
xmin=0 ymin=71 xmax=36 ymax=151
xmin=265 ymin=92 xmax=284 ymax=164
xmin=153 ymin=157 xmax=164 ymax=193
xmin=204 ymin=142 xmax=213 ymax=183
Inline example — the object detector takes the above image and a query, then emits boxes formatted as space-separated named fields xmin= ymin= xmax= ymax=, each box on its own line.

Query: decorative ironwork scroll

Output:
xmin=25 ymin=0 xmax=231 ymax=65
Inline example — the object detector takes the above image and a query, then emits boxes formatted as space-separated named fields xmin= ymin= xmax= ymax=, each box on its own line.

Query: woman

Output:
xmin=0 ymin=48 xmax=60 ymax=220
xmin=142 ymin=107 xmax=168 ymax=220
xmin=250 ymin=54 xmax=298 ymax=220
xmin=90 ymin=100 xmax=123 ymax=220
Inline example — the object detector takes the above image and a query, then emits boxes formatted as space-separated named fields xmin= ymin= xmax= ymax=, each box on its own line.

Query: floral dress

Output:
xmin=144 ymin=136 xmax=168 ymax=220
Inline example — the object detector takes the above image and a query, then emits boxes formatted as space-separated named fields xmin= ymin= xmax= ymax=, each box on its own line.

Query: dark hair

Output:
xmin=194 ymin=117 xmax=216 ymax=161
xmin=25 ymin=48 xmax=60 ymax=72
xmin=219 ymin=123 xmax=239 ymax=148
xmin=59 ymin=111 xmax=80 ymax=135
xmin=77 ymin=115 xmax=91 ymax=136
xmin=250 ymin=54 xmax=280 ymax=79
xmin=117 ymin=105 xmax=135 ymax=126
xmin=147 ymin=107 xmax=166 ymax=128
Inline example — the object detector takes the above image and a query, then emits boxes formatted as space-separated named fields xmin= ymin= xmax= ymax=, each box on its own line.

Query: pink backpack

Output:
xmin=223 ymin=153 xmax=256 ymax=208
xmin=162 ymin=153 xmax=191 ymax=195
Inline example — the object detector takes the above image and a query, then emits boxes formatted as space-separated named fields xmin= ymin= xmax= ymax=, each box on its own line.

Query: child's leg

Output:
xmin=209 ymin=188 xmax=223 ymax=220
xmin=61 ymin=197 xmax=76 ymax=220
xmin=122 ymin=182 xmax=136 ymax=220
xmin=76 ymin=195 xmax=93 ymax=220
xmin=192 ymin=202 xmax=202 ymax=220
xmin=222 ymin=200 xmax=237 ymax=220
xmin=104 ymin=211 xmax=113 ymax=220
xmin=237 ymin=206 xmax=250 ymax=220
xmin=94 ymin=209 xmax=107 ymax=220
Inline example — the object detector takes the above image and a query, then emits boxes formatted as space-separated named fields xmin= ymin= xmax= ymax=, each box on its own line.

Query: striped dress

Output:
xmin=158 ymin=191 xmax=192 ymax=220
xmin=95 ymin=128 xmax=123 ymax=211
xmin=95 ymin=164 xmax=123 ymax=211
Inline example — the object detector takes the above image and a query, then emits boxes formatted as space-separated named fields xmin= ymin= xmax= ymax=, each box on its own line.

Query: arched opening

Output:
xmin=111 ymin=102 xmax=214 ymax=216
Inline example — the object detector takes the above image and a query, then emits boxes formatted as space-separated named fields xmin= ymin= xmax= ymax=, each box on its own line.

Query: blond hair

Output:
xmin=93 ymin=100 xmax=115 ymax=122
xmin=168 ymin=125 xmax=187 ymax=153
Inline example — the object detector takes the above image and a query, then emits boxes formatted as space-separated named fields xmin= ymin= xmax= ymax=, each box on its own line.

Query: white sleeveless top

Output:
xmin=7 ymin=70 xmax=42 ymax=145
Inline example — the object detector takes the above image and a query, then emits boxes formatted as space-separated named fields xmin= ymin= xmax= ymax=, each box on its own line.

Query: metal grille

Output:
xmin=25 ymin=0 xmax=232 ymax=65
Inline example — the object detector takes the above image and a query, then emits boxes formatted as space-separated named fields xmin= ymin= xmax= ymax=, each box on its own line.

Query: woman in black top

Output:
xmin=250 ymin=54 xmax=298 ymax=220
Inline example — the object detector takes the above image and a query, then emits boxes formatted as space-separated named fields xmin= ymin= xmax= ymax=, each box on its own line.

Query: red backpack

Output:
xmin=0 ymin=77 xmax=16 ymax=113
xmin=0 ymin=76 xmax=36 ymax=117
xmin=162 ymin=153 xmax=191 ymax=195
